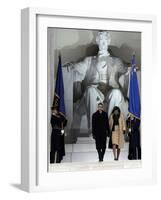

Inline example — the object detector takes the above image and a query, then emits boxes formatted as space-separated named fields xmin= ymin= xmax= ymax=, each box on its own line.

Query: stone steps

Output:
xmin=50 ymin=160 xmax=142 ymax=172
xmin=76 ymin=136 xmax=95 ymax=144
xmin=62 ymin=137 xmax=129 ymax=163
xmin=61 ymin=151 xmax=129 ymax=163
xmin=65 ymin=138 xmax=129 ymax=153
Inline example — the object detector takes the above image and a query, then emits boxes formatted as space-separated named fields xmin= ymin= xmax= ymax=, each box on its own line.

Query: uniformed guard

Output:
xmin=127 ymin=115 xmax=141 ymax=160
xmin=50 ymin=107 xmax=67 ymax=163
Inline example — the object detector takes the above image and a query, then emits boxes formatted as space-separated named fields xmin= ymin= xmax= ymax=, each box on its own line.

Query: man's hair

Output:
xmin=98 ymin=102 xmax=103 ymax=106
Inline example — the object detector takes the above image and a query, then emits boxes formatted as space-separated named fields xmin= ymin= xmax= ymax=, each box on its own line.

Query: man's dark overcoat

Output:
xmin=92 ymin=110 xmax=110 ymax=150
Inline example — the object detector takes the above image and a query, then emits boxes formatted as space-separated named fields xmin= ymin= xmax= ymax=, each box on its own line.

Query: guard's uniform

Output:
xmin=50 ymin=114 xmax=67 ymax=163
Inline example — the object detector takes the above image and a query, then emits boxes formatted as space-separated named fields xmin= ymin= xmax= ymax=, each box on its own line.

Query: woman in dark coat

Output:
xmin=50 ymin=107 xmax=67 ymax=163
xmin=92 ymin=103 xmax=110 ymax=162
xmin=127 ymin=115 xmax=141 ymax=160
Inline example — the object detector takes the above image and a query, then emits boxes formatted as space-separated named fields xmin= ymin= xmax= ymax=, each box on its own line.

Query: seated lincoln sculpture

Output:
xmin=63 ymin=31 xmax=128 ymax=135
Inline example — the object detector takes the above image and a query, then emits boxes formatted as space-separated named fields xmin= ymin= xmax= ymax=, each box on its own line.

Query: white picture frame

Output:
xmin=21 ymin=7 xmax=157 ymax=192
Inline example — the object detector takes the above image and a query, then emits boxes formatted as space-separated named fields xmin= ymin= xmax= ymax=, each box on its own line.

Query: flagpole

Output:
xmin=58 ymin=50 xmax=61 ymax=58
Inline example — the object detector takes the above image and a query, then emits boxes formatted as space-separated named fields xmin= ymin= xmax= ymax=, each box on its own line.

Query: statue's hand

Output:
xmin=63 ymin=62 xmax=74 ymax=71
xmin=109 ymin=76 xmax=119 ymax=89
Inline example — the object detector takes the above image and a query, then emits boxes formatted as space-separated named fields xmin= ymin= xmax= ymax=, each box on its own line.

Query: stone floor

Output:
xmin=62 ymin=136 xmax=129 ymax=163
xmin=49 ymin=137 xmax=141 ymax=172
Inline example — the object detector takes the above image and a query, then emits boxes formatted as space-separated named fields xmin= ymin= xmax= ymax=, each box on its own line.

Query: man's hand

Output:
xmin=61 ymin=129 xmax=64 ymax=135
xmin=92 ymin=134 xmax=96 ymax=139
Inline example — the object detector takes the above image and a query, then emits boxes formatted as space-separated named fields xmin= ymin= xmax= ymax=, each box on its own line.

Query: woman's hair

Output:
xmin=111 ymin=106 xmax=121 ymax=116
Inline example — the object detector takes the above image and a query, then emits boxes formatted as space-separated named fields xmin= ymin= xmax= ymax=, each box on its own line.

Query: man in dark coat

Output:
xmin=127 ymin=115 xmax=141 ymax=160
xmin=92 ymin=102 xmax=110 ymax=162
xmin=50 ymin=107 xmax=67 ymax=163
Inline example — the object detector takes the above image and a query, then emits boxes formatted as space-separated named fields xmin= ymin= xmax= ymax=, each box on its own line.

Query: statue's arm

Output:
xmin=63 ymin=57 xmax=90 ymax=102
xmin=63 ymin=57 xmax=90 ymax=82
xmin=118 ymin=78 xmax=129 ymax=101
xmin=115 ymin=58 xmax=129 ymax=100
xmin=116 ymin=58 xmax=128 ymax=75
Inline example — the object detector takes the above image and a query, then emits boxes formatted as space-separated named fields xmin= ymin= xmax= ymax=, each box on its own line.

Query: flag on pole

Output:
xmin=52 ymin=54 xmax=66 ymax=117
xmin=128 ymin=54 xmax=141 ymax=119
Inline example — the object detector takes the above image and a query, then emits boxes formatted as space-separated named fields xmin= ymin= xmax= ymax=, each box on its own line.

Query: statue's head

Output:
xmin=96 ymin=31 xmax=111 ymax=52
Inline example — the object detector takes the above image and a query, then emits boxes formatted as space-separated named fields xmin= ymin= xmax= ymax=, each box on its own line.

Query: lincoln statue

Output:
xmin=63 ymin=31 xmax=129 ymax=136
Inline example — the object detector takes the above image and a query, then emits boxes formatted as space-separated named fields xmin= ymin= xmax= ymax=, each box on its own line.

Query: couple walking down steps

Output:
xmin=92 ymin=103 xmax=126 ymax=162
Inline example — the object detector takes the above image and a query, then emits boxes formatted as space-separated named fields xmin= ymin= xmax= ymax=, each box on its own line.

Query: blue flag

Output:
xmin=53 ymin=55 xmax=66 ymax=116
xmin=128 ymin=55 xmax=141 ymax=118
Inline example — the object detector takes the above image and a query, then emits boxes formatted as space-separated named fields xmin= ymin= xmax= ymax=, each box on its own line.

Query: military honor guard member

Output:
xmin=50 ymin=107 xmax=67 ymax=163
xmin=127 ymin=115 xmax=141 ymax=160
